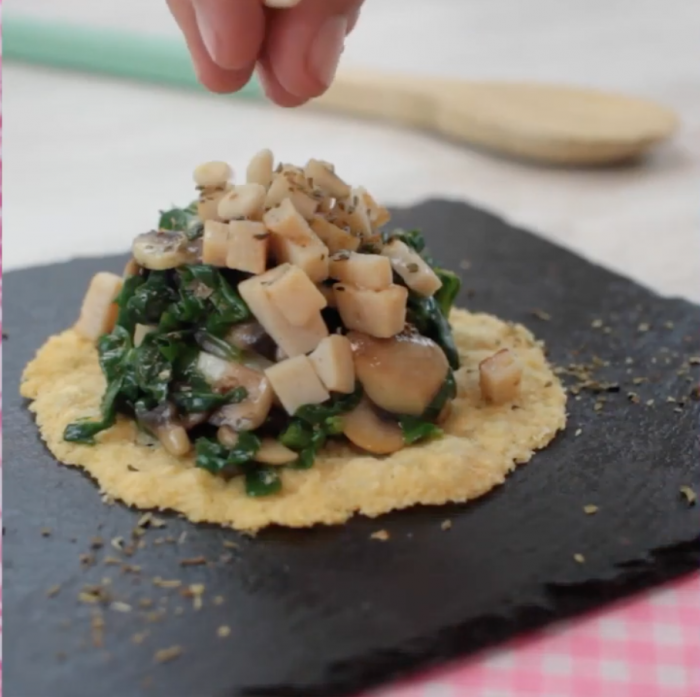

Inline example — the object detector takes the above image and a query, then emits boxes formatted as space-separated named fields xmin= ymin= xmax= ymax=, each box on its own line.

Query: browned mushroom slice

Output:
xmin=198 ymin=352 xmax=274 ymax=431
xmin=341 ymin=397 xmax=404 ymax=455
xmin=132 ymin=230 xmax=198 ymax=270
xmin=74 ymin=272 xmax=123 ymax=342
xmin=348 ymin=329 xmax=449 ymax=416
xmin=224 ymin=320 xmax=269 ymax=354
xmin=137 ymin=403 xmax=191 ymax=457
xmin=479 ymin=349 xmax=523 ymax=404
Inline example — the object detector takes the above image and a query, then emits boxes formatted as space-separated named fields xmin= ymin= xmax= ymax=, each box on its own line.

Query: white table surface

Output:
xmin=3 ymin=0 xmax=700 ymax=303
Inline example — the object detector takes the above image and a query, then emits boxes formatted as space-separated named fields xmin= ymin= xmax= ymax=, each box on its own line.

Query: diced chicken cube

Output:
xmin=197 ymin=184 xmax=231 ymax=222
xmin=264 ymin=264 xmax=327 ymax=327
xmin=265 ymin=355 xmax=330 ymax=416
xmin=309 ymin=335 xmax=355 ymax=393
xmin=202 ymin=220 xmax=230 ymax=266
xmin=329 ymin=251 xmax=392 ymax=291
xmin=265 ymin=174 xmax=318 ymax=219
xmin=74 ymin=272 xmax=123 ymax=341
xmin=360 ymin=188 xmax=391 ymax=228
xmin=309 ymin=216 xmax=360 ymax=254
xmin=479 ymin=349 xmax=523 ymax=405
xmin=238 ymin=268 xmax=328 ymax=357
xmin=263 ymin=198 xmax=315 ymax=244
xmin=218 ymin=184 xmax=266 ymax=221
xmin=193 ymin=161 xmax=233 ymax=189
xmin=270 ymin=232 xmax=330 ymax=283
xmin=334 ymin=284 xmax=408 ymax=338
xmin=331 ymin=187 xmax=372 ymax=239
xmin=381 ymin=239 xmax=442 ymax=297
xmin=246 ymin=149 xmax=274 ymax=188
xmin=304 ymin=159 xmax=350 ymax=198
xmin=226 ymin=220 xmax=269 ymax=274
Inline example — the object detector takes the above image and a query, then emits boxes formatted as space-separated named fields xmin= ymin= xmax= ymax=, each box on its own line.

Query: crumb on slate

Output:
xmin=370 ymin=529 xmax=390 ymax=541
xmin=217 ymin=625 xmax=231 ymax=638
xmin=574 ymin=553 xmax=586 ymax=564
xmin=583 ymin=505 xmax=598 ymax=515
xmin=679 ymin=486 xmax=697 ymax=506
xmin=154 ymin=646 xmax=183 ymax=664
xmin=441 ymin=519 xmax=453 ymax=531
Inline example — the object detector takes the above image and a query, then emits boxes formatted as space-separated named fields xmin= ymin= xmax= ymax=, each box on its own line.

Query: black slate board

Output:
xmin=3 ymin=199 xmax=699 ymax=697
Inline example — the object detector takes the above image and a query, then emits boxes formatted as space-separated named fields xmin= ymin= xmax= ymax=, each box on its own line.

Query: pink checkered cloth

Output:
xmin=0 ymin=27 xmax=697 ymax=697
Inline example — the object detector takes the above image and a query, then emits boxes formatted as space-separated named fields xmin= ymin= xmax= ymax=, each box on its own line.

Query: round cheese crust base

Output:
xmin=21 ymin=309 xmax=567 ymax=532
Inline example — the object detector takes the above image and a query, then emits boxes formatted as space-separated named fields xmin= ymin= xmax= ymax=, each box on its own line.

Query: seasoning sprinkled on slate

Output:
xmin=531 ymin=309 xmax=551 ymax=321
xmin=591 ymin=319 xmax=603 ymax=329
xmin=574 ymin=553 xmax=586 ymax=563
xmin=441 ymin=520 xmax=453 ymax=531
xmin=679 ymin=486 xmax=697 ymax=506
xmin=40 ymin=527 xmax=52 ymax=537
xmin=574 ymin=428 xmax=583 ymax=437
xmin=583 ymin=505 xmax=599 ymax=515
xmin=370 ymin=530 xmax=390 ymax=541
xmin=154 ymin=646 xmax=183 ymax=664
xmin=153 ymin=578 xmax=182 ymax=589
xmin=222 ymin=540 xmax=239 ymax=549
xmin=180 ymin=556 xmax=207 ymax=567
xmin=689 ymin=356 xmax=700 ymax=366
xmin=111 ymin=601 xmax=132 ymax=613
xmin=638 ymin=323 xmax=650 ymax=332
xmin=132 ymin=631 xmax=149 ymax=645
xmin=217 ymin=625 xmax=231 ymax=638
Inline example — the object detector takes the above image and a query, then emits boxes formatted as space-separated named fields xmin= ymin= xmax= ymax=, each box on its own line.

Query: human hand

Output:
xmin=167 ymin=0 xmax=364 ymax=106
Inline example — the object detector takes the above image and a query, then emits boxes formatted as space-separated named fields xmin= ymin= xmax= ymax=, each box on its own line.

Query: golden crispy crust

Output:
xmin=20 ymin=309 xmax=566 ymax=531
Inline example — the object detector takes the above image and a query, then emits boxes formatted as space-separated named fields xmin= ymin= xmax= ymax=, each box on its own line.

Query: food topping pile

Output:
xmin=66 ymin=152 xmax=469 ymax=496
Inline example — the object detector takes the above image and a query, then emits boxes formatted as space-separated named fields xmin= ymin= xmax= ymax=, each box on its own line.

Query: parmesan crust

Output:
xmin=21 ymin=309 xmax=566 ymax=532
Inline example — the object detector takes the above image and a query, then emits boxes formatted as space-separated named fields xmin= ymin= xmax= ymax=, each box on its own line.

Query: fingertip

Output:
xmin=264 ymin=0 xmax=362 ymax=101
xmin=197 ymin=61 xmax=256 ymax=94
xmin=192 ymin=0 xmax=265 ymax=71
xmin=256 ymin=61 xmax=309 ymax=108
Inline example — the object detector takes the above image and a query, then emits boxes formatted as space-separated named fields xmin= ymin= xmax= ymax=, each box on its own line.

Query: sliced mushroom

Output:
xmin=137 ymin=402 xmax=191 ymax=457
xmin=197 ymin=352 xmax=274 ymax=431
xmin=255 ymin=438 xmax=297 ymax=465
xmin=342 ymin=397 xmax=404 ymax=455
xmin=181 ymin=412 xmax=209 ymax=430
xmin=348 ymin=329 xmax=449 ymax=416
xmin=132 ymin=230 xmax=197 ymax=270
xmin=224 ymin=321 xmax=271 ymax=355
xmin=479 ymin=349 xmax=522 ymax=405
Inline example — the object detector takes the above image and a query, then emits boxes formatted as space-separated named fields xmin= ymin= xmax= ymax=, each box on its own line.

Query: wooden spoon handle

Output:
xmin=310 ymin=69 xmax=679 ymax=166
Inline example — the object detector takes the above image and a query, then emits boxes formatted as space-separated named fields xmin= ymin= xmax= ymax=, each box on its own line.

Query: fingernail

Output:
xmin=192 ymin=0 xmax=221 ymax=65
xmin=308 ymin=16 xmax=347 ymax=88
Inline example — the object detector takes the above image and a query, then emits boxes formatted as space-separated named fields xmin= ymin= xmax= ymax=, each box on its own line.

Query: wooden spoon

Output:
xmin=311 ymin=70 xmax=679 ymax=166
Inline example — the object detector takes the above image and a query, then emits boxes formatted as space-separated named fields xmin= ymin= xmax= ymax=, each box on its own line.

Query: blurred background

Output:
xmin=3 ymin=0 xmax=699 ymax=299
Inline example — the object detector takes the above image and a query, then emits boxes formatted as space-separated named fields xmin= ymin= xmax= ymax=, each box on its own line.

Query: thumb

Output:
xmin=261 ymin=0 xmax=364 ymax=102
